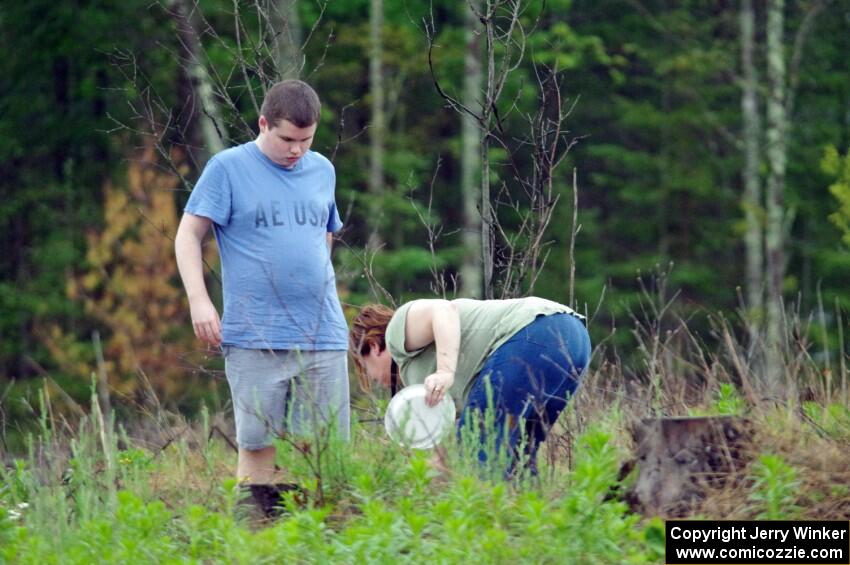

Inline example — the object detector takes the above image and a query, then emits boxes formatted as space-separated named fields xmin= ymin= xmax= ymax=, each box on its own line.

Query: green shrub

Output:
xmin=748 ymin=454 xmax=801 ymax=520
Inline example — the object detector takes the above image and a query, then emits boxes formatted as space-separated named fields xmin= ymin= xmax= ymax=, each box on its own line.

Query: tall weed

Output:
xmin=748 ymin=454 xmax=801 ymax=520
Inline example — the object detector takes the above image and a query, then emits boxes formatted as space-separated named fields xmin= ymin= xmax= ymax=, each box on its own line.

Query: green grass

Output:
xmin=4 ymin=291 xmax=850 ymax=563
xmin=3 ymin=376 xmax=850 ymax=564
xmin=0 ymin=393 xmax=668 ymax=565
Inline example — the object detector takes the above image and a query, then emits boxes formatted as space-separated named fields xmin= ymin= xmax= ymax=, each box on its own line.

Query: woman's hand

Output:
xmin=424 ymin=370 xmax=454 ymax=406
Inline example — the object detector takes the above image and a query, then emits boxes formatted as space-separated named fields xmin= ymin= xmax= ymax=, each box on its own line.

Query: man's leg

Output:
xmin=237 ymin=446 xmax=276 ymax=483
xmin=286 ymin=350 xmax=350 ymax=440
xmin=224 ymin=347 xmax=290 ymax=483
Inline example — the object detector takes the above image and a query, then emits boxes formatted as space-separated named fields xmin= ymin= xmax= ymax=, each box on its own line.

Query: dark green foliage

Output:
xmin=0 ymin=0 xmax=178 ymax=383
xmin=2 ymin=0 xmax=850 ymax=408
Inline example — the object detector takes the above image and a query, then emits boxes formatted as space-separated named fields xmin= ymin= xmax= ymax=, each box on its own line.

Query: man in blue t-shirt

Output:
xmin=175 ymin=80 xmax=349 ymax=515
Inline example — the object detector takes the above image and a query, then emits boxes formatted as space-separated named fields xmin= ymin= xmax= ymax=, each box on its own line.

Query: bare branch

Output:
xmin=787 ymin=0 xmax=833 ymax=118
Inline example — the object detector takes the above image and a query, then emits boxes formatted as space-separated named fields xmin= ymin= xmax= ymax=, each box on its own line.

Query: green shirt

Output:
xmin=384 ymin=297 xmax=583 ymax=407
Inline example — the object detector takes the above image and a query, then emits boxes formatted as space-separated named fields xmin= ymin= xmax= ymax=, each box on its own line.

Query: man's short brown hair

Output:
xmin=260 ymin=79 xmax=321 ymax=128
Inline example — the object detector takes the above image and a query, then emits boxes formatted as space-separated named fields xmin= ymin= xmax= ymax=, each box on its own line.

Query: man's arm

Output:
xmin=175 ymin=213 xmax=222 ymax=346
xmin=326 ymin=232 xmax=334 ymax=252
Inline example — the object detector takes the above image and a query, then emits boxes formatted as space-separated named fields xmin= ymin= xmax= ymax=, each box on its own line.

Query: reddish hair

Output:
xmin=349 ymin=304 xmax=395 ymax=391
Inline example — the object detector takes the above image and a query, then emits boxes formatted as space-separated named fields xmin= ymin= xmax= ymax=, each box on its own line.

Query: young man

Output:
xmin=175 ymin=80 xmax=350 ymax=513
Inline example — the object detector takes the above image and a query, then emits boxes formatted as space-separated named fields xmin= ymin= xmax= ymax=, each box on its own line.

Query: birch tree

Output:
xmin=761 ymin=0 xmax=832 ymax=391
xmin=169 ymin=0 xmax=229 ymax=158
xmin=269 ymin=0 xmax=303 ymax=78
xmin=763 ymin=0 xmax=788 ymax=389
xmin=459 ymin=0 xmax=483 ymax=298
xmin=740 ymin=0 xmax=763 ymax=342
xmin=428 ymin=0 xmax=577 ymax=299
xmin=368 ymin=0 xmax=386 ymax=249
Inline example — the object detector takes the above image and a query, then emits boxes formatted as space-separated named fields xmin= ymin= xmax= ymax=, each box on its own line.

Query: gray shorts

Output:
xmin=223 ymin=346 xmax=350 ymax=450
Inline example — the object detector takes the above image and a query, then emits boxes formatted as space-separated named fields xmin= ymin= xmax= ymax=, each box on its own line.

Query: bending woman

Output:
xmin=350 ymin=297 xmax=590 ymax=475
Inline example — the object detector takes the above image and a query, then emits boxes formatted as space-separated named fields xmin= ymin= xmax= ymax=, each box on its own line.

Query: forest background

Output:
xmin=2 ymin=0 xmax=850 ymax=447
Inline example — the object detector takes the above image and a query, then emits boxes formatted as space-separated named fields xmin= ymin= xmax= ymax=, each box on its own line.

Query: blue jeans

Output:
xmin=457 ymin=313 xmax=590 ymax=476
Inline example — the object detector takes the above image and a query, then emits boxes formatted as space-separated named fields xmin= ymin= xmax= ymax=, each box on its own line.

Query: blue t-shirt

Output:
xmin=185 ymin=141 xmax=348 ymax=350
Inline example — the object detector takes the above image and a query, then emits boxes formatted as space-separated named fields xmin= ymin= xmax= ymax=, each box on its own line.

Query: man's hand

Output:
xmin=190 ymin=297 xmax=222 ymax=346
xmin=175 ymin=213 xmax=220 ymax=346
xmin=424 ymin=370 xmax=454 ymax=407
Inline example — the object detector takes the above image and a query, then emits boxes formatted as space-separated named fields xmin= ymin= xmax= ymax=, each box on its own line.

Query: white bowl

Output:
xmin=384 ymin=384 xmax=456 ymax=449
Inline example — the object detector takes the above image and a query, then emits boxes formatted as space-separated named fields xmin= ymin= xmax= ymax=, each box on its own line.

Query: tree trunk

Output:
xmin=764 ymin=0 xmax=788 ymax=394
xmin=460 ymin=0 xmax=483 ymax=298
xmin=272 ymin=0 xmax=302 ymax=79
xmin=627 ymin=416 xmax=752 ymax=517
xmin=367 ymin=0 xmax=385 ymax=249
xmin=481 ymin=1 xmax=497 ymax=299
xmin=740 ymin=0 xmax=764 ymax=341
xmin=428 ymin=0 xmax=534 ymax=299
xmin=170 ymin=0 xmax=228 ymax=158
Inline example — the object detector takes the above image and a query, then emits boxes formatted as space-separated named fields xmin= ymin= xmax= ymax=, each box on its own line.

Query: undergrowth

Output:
xmin=0 ymin=396 xmax=666 ymax=564
xmin=3 ymin=282 xmax=849 ymax=562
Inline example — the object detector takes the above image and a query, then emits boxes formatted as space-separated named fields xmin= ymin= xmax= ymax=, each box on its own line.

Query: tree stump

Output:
xmin=626 ymin=416 xmax=752 ymax=517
